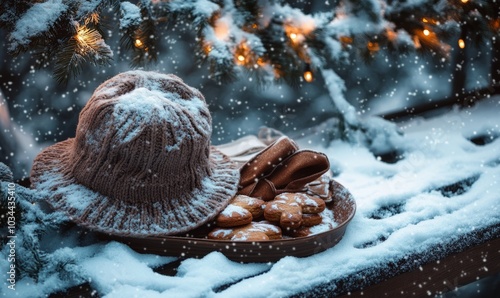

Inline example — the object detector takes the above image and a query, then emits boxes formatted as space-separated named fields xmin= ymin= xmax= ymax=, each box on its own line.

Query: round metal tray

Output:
xmin=101 ymin=180 xmax=356 ymax=263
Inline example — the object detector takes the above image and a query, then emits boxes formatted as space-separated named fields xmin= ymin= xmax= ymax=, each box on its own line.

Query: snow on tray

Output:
xmin=5 ymin=96 xmax=500 ymax=297
xmin=309 ymin=208 xmax=337 ymax=235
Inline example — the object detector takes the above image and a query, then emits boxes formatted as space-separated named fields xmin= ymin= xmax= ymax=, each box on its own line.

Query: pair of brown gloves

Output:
xmin=237 ymin=136 xmax=330 ymax=201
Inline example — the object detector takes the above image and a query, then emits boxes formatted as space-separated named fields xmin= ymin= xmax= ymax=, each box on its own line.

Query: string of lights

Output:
xmin=1 ymin=0 xmax=498 ymax=84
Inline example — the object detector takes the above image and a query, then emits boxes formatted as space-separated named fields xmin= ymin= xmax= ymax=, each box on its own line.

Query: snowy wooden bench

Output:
xmin=342 ymin=238 xmax=500 ymax=297
xmin=49 ymin=237 xmax=499 ymax=297
xmin=43 ymin=95 xmax=499 ymax=297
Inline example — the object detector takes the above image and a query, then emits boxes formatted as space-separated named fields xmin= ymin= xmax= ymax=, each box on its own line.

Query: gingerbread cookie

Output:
xmin=215 ymin=195 xmax=265 ymax=227
xmin=215 ymin=204 xmax=253 ymax=227
xmin=263 ymin=192 xmax=326 ymax=229
xmin=302 ymin=213 xmax=322 ymax=227
xmin=208 ymin=221 xmax=282 ymax=241
xmin=288 ymin=208 xmax=336 ymax=237
xmin=231 ymin=195 xmax=265 ymax=218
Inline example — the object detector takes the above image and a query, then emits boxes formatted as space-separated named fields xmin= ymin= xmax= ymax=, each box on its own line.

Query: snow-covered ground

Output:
xmin=2 ymin=96 xmax=499 ymax=297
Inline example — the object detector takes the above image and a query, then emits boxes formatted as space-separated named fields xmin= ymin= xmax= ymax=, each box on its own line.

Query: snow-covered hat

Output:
xmin=30 ymin=71 xmax=240 ymax=237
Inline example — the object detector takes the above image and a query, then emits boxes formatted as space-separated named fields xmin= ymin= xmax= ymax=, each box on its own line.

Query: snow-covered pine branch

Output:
xmin=2 ymin=0 xmax=497 ymax=84
xmin=0 ymin=0 xmax=497 ymax=154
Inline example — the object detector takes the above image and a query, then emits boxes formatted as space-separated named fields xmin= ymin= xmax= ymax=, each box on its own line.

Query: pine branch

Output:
xmin=257 ymin=18 xmax=305 ymax=86
xmin=207 ymin=47 xmax=239 ymax=83
xmin=53 ymin=24 xmax=113 ymax=84
xmin=119 ymin=0 xmax=160 ymax=67
xmin=234 ymin=0 xmax=261 ymax=26
xmin=1 ymin=171 xmax=78 ymax=283
xmin=0 ymin=0 xmax=36 ymax=28
xmin=2 ymin=0 xmax=498 ymax=85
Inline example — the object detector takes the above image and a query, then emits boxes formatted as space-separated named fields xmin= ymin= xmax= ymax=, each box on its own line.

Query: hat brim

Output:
xmin=30 ymin=139 xmax=240 ymax=237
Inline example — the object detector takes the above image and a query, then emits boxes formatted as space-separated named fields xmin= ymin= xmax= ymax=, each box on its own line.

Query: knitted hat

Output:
xmin=30 ymin=71 xmax=240 ymax=237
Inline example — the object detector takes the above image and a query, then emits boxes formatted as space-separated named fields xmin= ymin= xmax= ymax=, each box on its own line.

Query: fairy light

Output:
xmin=135 ymin=39 xmax=143 ymax=48
xmin=75 ymin=25 xmax=90 ymax=45
xmin=339 ymin=36 xmax=353 ymax=50
xmin=386 ymin=29 xmax=397 ymax=42
xmin=413 ymin=36 xmax=422 ymax=49
xmin=491 ymin=19 xmax=500 ymax=30
xmin=461 ymin=0 xmax=468 ymax=3
xmin=458 ymin=38 xmax=465 ymax=49
xmin=303 ymin=70 xmax=313 ymax=82
xmin=367 ymin=41 xmax=380 ymax=52
xmin=287 ymin=31 xmax=304 ymax=44
xmin=214 ymin=17 xmax=230 ymax=40
xmin=235 ymin=41 xmax=252 ymax=65
xmin=415 ymin=27 xmax=447 ymax=54
xmin=340 ymin=36 xmax=352 ymax=43
xmin=76 ymin=31 xmax=85 ymax=43
xmin=86 ymin=12 xmax=100 ymax=25
xmin=74 ymin=24 xmax=99 ymax=55
xmin=284 ymin=19 xmax=315 ymax=45
xmin=422 ymin=18 xmax=439 ymax=25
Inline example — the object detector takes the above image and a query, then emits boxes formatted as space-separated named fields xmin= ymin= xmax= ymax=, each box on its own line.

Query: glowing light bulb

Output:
xmin=303 ymin=70 xmax=313 ymax=82
xmin=461 ymin=0 xmax=468 ymax=3
xmin=367 ymin=41 xmax=379 ymax=52
xmin=75 ymin=26 xmax=88 ymax=44
xmin=491 ymin=19 xmax=500 ymax=30
xmin=290 ymin=33 xmax=297 ymax=40
xmin=77 ymin=33 xmax=85 ymax=43
xmin=423 ymin=18 xmax=428 ymax=23
xmin=214 ymin=18 xmax=230 ymax=40
xmin=340 ymin=36 xmax=353 ymax=44
xmin=386 ymin=29 xmax=397 ymax=41
xmin=423 ymin=29 xmax=430 ymax=36
xmin=237 ymin=55 xmax=245 ymax=62
xmin=458 ymin=38 xmax=465 ymax=49
xmin=413 ymin=36 xmax=421 ymax=49
xmin=135 ymin=39 xmax=143 ymax=48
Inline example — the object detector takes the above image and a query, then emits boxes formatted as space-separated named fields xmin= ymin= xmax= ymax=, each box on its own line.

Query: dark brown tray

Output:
xmin=100 ymin=180 xmax=356 ymax=263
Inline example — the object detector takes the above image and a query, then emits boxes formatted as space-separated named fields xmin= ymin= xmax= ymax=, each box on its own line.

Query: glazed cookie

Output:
xmin=215 ymin=204 xmax=253 ymax=227
xmin=263 ymin=192 xmax=326 ymax=229
xmin=288 ymin=208 xmax=336 ymax=237
xmin=231 ymin=195 xmax=265 ymax=218
xmin=302 ymin=213 xmax=323 ymax=227
xmin=215 ymin=195 xmax=265 ymax=227
xmin=208 ymin=221 xmax=282 ymax=241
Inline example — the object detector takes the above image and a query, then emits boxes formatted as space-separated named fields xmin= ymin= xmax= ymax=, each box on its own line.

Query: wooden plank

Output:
xmin=48 ymin=282 xmax=98 ymax=298
xmin=340 ymin=237 xmax=500 ymax=297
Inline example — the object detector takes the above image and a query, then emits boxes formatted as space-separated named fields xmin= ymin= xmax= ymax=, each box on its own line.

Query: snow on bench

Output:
xmin=3 ymin=96 xmax=499 ymax=297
